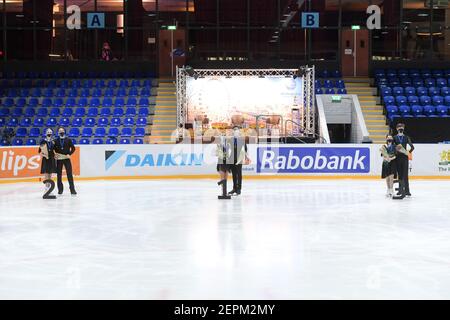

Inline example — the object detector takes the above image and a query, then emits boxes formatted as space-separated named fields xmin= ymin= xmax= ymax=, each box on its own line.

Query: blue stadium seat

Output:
xmin=66 ymin=97 xmax=76 ymax=108
xmin=126 ymin=107 xmax=137 ymax=116
xmin=104 ymin=88 xmax=114 ymax=97
xmin=74 ymin=107 xmax=85 ymax=117
xmin=71 ymin=138 xmax=78 ymax=145
xmin=135 ymin=127 xmax=145 ymax=137
xmin=407 ymin=96 xmax=419 ymax=105
xmin=72 ymin=80 xmax=82 ymax=88
xmin=386 ymin=105 xmax=399 ymax=120
xmin=422 ymin=70 xmax=432 ymax=78
xmin=399 ymin=105 xmax=412 ymax=117
xmin=100 ymin=107 xmax=111 ymax=117
xmin=123 ymin=117 xmax=135 ymax=127
xmin=411 ymin=105 xmax=423 ymax=117
xmin=0 ymin=139 xmax=8 ymax=146
xmin=392 ymin=87 xmax=404 ymax=96
xmin=404 ymin=87 xmax=416 ymax=96
xmin=323 ymin=80 xmax=333 ymax=89
xmin=77 ymin=97 xmax=88 ymax=108
xmin=95 ymin=80 xmax=105 ymax=88
xmin=56 ymin=89 xmax=66 ymax=97
xmin=126 ymin=97 xmax=137 ymax=107
xmin=445 ymin=96 xmax=450 ymax=107
xmin=80 ymin=88 xmax=90 ymax=97
xmin=119 ymin=79 xmax=129 ymax=87
xmin=19 ymin=89 xmax=30 ymax=98
xmin=85 ymin=118 xmax=96 ymax=127
xmin=62 ymin=108 xmax=73 ymax=117
xmin=16 ymin=98 xmax=26 ymax=108
xmin=0 ymin=118 xmax=5 ymax=127
xmin=108 ymin=128 xmax=119 ymax=137
xmin=68 ymin=88 xmax=78 ymax=97
xmin=16 ymin=128 xmax=27 ymax=137
xmin=82 ymin=128 xmax=93 ymax=137
xmin=386 ymin=69 xmax=397 ymax=78
xmin=336 ymin=88 xmax=346 ymax=94
xmin=420 ymin=96 xmax=432 ymax=106
xmin=121 ymin=128 xmax=132 ymax=137
xmin=315 ymin=88 xmax=323 ymax=95
xmin=59 ymin=117 xmax=70 ymax=127
xmin=91 ymin=88 xmax=102 ymax=98
xmin=441 ymin=87 xmax=450 ymax=96
xmin=138 ymin=107 xmax=149 ymax=117
xmin=325 ymin=88 xmax=335 ymax=94
xmin=4 ymin=98 xmax=14 ymax=108
xmin=429 ymin=87 xmax=440 ymax=96
xmin=117 ymin=88 xmax=127 ymax=97
xmin=79 ymin=138 xmax=90 ymax=145
xmin=416 ymin=87 xmax=428 ymax=96
xmin=380 ymin=87 xmax=392 ymax=97
xmin=131 ymin=79 xmax=141 ymax=87
xmin=92 ymin=138 xmax=103 ymax=145
xmin=120 ymin=138 xmax=131 ymax=144
xmin=31 ymin=88 xmax=42 ymax=97
xmin=425 ymin=78 xmax=436 ymax=87
xmin=111 ymin=117 xmax=121 ymax=127
xmin=129 ymin=88 xmax=139 ymax=97
xmin=87 ymin=108 xmax=98 ymax=117
xmin=19 ymin=118 xmax=32 ymax=127
xmin=140 ymin=88 xmax=151 ymax=97
xmin=95 ymin=127 xmax=106 ymax=137
xmin=68 ymin=128 xmax=80 ymax=138
xmin=89 ymin=98 xmax=100 ymax=108
xmin=106 ymin=138 xmax=117 ymax=144
xmin=102 ymin=97 xmax=113 ymax=107
xmin=7 ymin=118 xmax=18 ymax=127
xmin=27 ymin=98 xmax=39 ymax=108
xmin=33 ymin=118 xmax=44 ymax=127
xmin=436 ymin=105 xmax=449 ymax=117
xmin=396 ymin=96 xmax=407 ymax=105
xmin=12 ymin=138 xmax=24 ymax=146
xmin=136 ymin=117 xmax=147 ymax=127
xmin=113 ymin=107 xmax=125 ymax=118
xmin=424 ymin=105 xmax=436 ymax=117
xmin=53 ymin=98 xmax=63 ymax=110
xmin=46 ymin=118 xmax=57 ymax=127
xmin=108 ymin=80 xmax=118 ymax=88
xmin=12 ymin=108 xmax=23 ymax=117
xmin=24 ymin=107 xmax=36 ymax=118
xmin=142 ymin=79 xmax=152 ymax=87
xmin=72 ymin=117 xmax=83 ymax=127
xmin=98 ymin=117 xmax=109 ymax=127
xmin=82 ymin=79 xmax=93 ymax=88
xmin=50 ymin=107 xmax=61 ymax=117
xmin=433 ymin=70 xmax=444 ymax=78
xmin=412 ymin=78 xmax=424 ymax=87
xmin=42 ymin=98 xmax=52 ymax=108
xmin=433 ymin=96 xmax=444 ymax=106
xmin=60 ymin=80 xmax=69 ymax=88
xmin=383 ymin=96 xmax=395 ymax=105
xmin=436 ymin=78 xmax=447 ymax=88
xmin=26 ymin=138 xmax=37 ymax=146
xmin=43 ymin=89 xmax=54 ymax=98
xmin=133 ymin=138 xmax=144 ymax=144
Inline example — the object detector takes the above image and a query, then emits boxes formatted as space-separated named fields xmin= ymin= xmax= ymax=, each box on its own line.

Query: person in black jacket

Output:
xmin=54 ymin=127 xmax=77 ymax=195
xmin=39 ymin=128 xmax=57 ymax=194
xmin=228 ymin=126 xmax=249 ymax=196
xmin=393 ymin=123 xmax=414 ymax=199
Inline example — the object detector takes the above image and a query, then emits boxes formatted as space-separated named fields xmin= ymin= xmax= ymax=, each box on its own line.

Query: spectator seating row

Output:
xmin=315 ymin=79 xmax=346 ymax=89
xmin=2 ymin=87 xmax=153 ymax=98
xmin=380 ymin=86 xmax=450 ymax=98
xmin=1 ymin=79 xmax=154 ymax=89
xmin=374 ymin=69 xmax=450 ymax=79
xmin=317 ymin=70 xmax=342 ymax=78
xmin=13 ymin=127 xmax=146 ymax=138
xmin=383 ymin=95 xmax=450 ymax=107
xmin=0 ymin=106 xmax=153 ymax=118
xmin=1 ymin=137 xmax=145 ymax=146
xmin=2 ymin=71 xmax=155 ymax=79
xmin=316 ymin=88 xmax=347 ymax=94
xmin=0 ymin=116 xmax=149 ymax=128
xmin=386 ymin=105 xmax=450 ymax=121
xmin=376 ymin=77 xmax=450 ymax=88
xmin=0 ymin=97 xmax=153 ymax=108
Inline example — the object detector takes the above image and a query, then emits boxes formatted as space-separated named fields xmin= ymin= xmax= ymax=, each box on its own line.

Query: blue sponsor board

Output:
xmin=257 ymin=147 xmax=370 ymax=173
xmin=301 ymin=12 xmax=319 ymax=29
xmin=87 ymin=13 xmax=105 ymax=29
xmin=105 ymin=150 xmax=204 ymax=171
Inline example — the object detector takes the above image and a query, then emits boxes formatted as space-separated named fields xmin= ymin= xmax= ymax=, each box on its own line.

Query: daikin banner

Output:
xmin=1 ymin=144 xmax=450 ymax=181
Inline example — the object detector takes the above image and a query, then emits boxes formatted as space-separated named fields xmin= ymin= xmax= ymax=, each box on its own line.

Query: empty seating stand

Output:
xmin=0 ymin=71 xmax=156 ymax=145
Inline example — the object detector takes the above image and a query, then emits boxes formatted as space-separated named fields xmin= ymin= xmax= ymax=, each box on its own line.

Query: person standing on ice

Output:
xmin=380 ymin=135 xmax=397 ymax=198
xmin=38 ymin=128 xmax=57 ymax=195
xmin=393 ymin=123 xmax=414 ymax=199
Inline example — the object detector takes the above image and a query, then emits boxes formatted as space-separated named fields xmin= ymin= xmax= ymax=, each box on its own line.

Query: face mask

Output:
xmin=59 ymin=132 xmax=65 ymax=138
xmin=398 ymin=130 xmax=404 ymax=136
xmin=387 ymin=140 xmax=393 ymax=144
xmin=46 ymin=134 xmax=52 ymax=138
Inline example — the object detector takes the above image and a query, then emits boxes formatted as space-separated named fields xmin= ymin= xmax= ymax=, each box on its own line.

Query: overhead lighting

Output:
xmin=418 ymin=13 xmax=429 ymax=17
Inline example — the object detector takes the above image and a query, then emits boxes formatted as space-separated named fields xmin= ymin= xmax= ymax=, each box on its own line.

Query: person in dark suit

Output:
xmin=39 ymin=128 xmax=57 ymax=194
xmin=393 ymin=123 xmax=414 ymax=199
xmin=54 ymin=127 xmax=77 ymax=195
xmin=228 ymin=126 xmax=249 ymax=196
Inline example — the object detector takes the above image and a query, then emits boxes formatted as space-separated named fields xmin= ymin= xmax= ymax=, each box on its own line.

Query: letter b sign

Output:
xmin=301 ymin=12 xmax=319 ymax=29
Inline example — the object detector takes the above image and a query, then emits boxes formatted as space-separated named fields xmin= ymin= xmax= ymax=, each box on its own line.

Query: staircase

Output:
xmin=344 ymin=77 xmax=389 ymax=144
xmin=148 ymin=79 xmax=177 ymax=144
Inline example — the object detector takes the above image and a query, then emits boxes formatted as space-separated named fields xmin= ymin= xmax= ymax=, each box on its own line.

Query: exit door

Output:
xmin=341 ymin=28 xmax=369 ymax=77
xmin=159 ymin=29 xmax=186 ymax=77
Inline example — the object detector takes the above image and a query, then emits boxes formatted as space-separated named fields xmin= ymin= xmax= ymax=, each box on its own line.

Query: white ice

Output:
xmin=0 ymin=179 xmax=450 ymax=300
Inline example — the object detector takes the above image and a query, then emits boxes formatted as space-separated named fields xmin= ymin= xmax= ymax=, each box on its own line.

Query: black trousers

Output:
xmin=231 ymin=164 xmax=243 ymax=192
xmin=396 ymin=156 xmax=410 ymax=195
xmin=57 ymin=159 xmax=76 ymax=193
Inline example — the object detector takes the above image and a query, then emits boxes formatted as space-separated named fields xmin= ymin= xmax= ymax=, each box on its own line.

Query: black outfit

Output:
xmin=39 ymin=139 xmax=56 ymax=174
xmin=54 ymin=137 xmax=77 ymax=194
xmin=229 ymin=137 xmax=248 ymax=194
xmin=394 ymin=134 xmax=414 ymax=196
xmin=216 ymin=137 xmax=232 ymax=173
xmin=381 ymin=144 xmax=397 ymax=179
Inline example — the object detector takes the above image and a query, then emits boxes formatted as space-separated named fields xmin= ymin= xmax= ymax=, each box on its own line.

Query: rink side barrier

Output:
xmin=1 ymin=144 xmax=449 ymax=183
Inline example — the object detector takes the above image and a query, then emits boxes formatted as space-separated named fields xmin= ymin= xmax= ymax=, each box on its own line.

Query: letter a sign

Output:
xmin=87 ymin=13 xmax=105 ymax=29
xmin=301 ymin=12 xmax=319 ymax=28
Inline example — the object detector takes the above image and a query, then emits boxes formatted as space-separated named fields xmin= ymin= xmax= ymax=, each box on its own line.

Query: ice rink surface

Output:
xmin=0 ymin=179 xmax=449 ymax=300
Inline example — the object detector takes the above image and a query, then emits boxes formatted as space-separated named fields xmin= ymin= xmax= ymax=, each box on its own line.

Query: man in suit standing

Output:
xmin=228 ymin=126 xmax=249 ymax=196
xmin=393 ymin=123 xmax=414 ymax=199
xmin=54 ymin=127 xmax=77 ymax=195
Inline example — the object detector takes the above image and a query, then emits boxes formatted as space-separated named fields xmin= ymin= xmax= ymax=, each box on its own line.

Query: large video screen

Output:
xmin=186 ymin=76 xmax=303 ymax=128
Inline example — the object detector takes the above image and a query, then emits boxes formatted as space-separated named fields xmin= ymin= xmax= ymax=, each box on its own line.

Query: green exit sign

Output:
xmin=331 ymin=95 xmax=342 ymax=103
xmin=167 ymin=25 xmax=177 ymax=30
xmin=351 ymin=25 xmax=361 ymax=30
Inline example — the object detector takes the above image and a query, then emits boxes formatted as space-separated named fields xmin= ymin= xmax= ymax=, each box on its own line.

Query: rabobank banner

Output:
xmin=257 ymin=147 xmax=370 ymax=173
